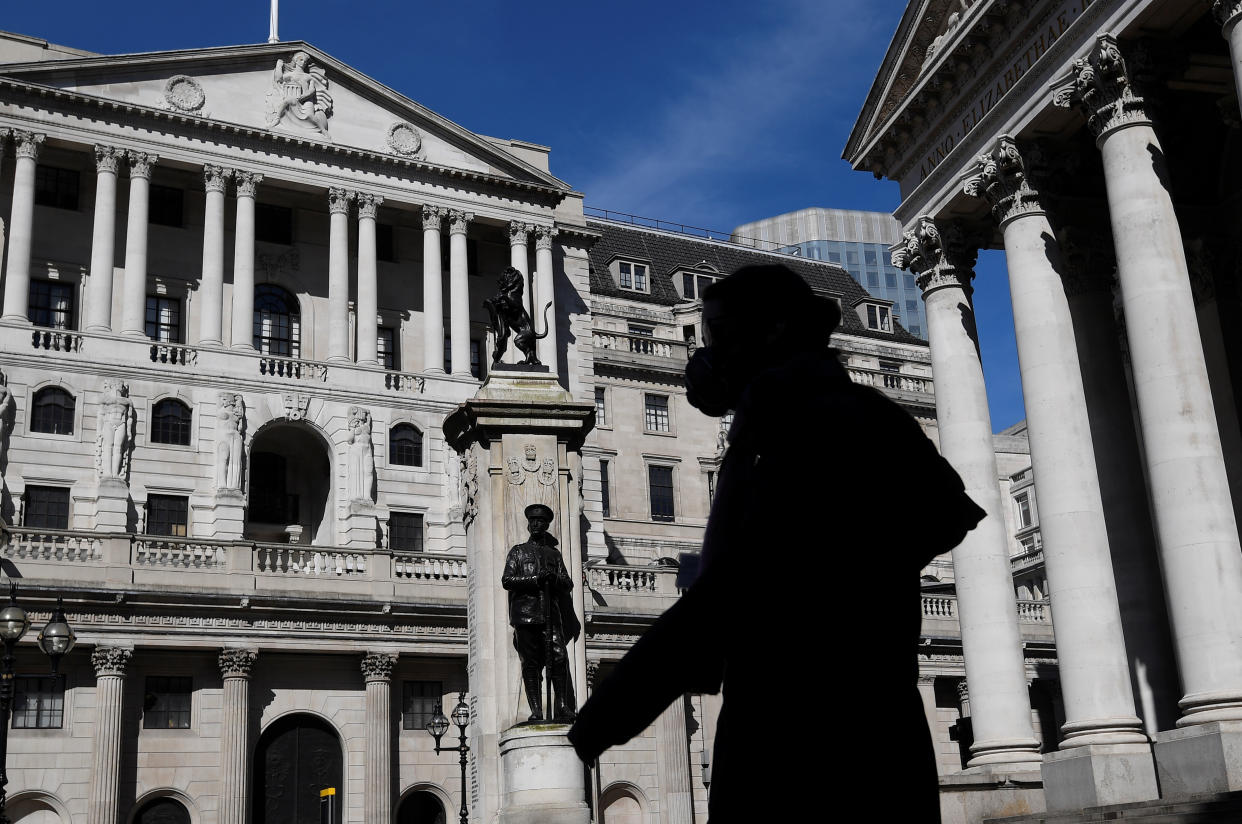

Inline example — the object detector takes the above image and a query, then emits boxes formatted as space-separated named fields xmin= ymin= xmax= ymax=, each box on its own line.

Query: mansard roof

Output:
xmin=586 ymin=218 xmax=925 ymax=345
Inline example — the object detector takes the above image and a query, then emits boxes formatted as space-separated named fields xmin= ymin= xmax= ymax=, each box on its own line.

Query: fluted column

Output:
xmin=448 ymin=210 xmax=474 ymax=376
xmin=327 ymin=187 xmax=353 ymax=362
xmin=120 ymin=151 xmax=158 ymax=336
xmin=361 ymin=652 xmax=397 ymax=824
xmin=965 ymin=137 xmax=1154 ymax=808
xmin=422 ymin=205 xmax=446 ymax=373
xmin=85 ymin=145 xmax=123 ymax=332
xmin=230 ymin=171 xmax=262 ymax=350
xmin=219 ymin=648 xmax=257 ymax=824
xmin=893 ymin=219 xmax=1042 ymax=769
xmin=356 ymin=193 xmax=383 ymax=366
xmin=1215 ymin=3 xmax=1242 ymax=117
xmin=198 ymin=165 xmax=231 ymax=346
xmin=87 ymin=646 xmax=132 ymax=824
xmin=2 ymin=131 xmax=44 ymax=322
xmin=508 ymin=222 xmax=532 ymax=316
xmin=1056 ymin=36 xmax=1242 ymax=735
xmin=534 ymin=226 xmax=558 ymax=368
xmin=654 ymin=696 xmax=693 ymax=824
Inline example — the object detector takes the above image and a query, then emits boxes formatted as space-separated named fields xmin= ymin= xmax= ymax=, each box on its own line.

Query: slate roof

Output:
xmin=586 ymin=218 xmax=926 ymax=345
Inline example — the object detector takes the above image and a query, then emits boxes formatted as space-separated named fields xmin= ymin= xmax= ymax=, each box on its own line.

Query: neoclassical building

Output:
xmin=847 ymin=0 xmax=1242 ymax=820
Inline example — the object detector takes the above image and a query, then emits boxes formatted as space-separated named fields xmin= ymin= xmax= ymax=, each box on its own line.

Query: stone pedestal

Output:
xmin=197 ymin=489 xmax=245 ymax=539
xmin=498 ymin=726 xmax=590 ymax=824
xmin=342 ymin=500 xmax=380 ymax=548
xmin=1154 ymin=721 xmax=1242 ymax=798
xmin=1041 ymin=744 xmax=1160 ymax=810
xmin=90 ymin=477 xmax=130 ymax=532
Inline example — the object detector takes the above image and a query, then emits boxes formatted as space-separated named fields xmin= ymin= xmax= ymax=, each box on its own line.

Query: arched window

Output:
xmin=254 ymin=284 xmax=300 ymax=357
xmin=30 ymin=387 xmax=75 ymax=435
xmin=389 ymin=424 xmax=423 ymax=467
xmin=150 ymin=399 xmax=192 ymax=446
xmin=134 ymin=796 xmax=191 ymax=824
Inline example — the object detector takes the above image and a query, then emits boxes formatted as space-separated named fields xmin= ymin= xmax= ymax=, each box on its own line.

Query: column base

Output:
xmin=499 ymin=724 xmax=590 ymax=824
xmin=0 ymin=315 xmax=31 ymax=325
xmin=230 ymin=343 xmax=256 ymax=352
xmin=1154 ymin=721 xmax=1242 ymax=798
xmin=967 ymin=737 xmax=1044 ymax=769
xmin=1041 ymin=743 xmax=1158 ymax=811
xmin=423 ymin=367 xmax=446 ymax=375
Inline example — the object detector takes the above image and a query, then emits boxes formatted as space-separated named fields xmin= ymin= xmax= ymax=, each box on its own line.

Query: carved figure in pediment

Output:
xmin=265 ymin=51 xmax=333 ymax=140
xmin=216 ymin=393 xmax=245 ymax=491
xmin=346 ymin=407 xmax=375 ymax=502
xmin=96 ymin=379 xmax=134 ymax=481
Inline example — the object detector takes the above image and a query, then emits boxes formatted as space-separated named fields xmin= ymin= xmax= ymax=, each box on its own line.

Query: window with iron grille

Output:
xmin=648 ymin=465 xmax=675 ymax=522
xmin=151 ymin=399 xmax=192 ymax=446
xmin=378 ymin=326 xmax=396 ymax=369
xmin=255 ymin=203 xmax=293 ymax=245
xmin=28 ymin=280 xmax=74 ymax=329
xmin=147 ymin=494 xmax=188 ymax=537
xmin=148 ymin=184 xmax=184 ymax=228
xmin=644 ymin=394 xmax=670 ymax=433
xmin=145 ymin=295 xmax=182 ymax=342
xmin=377 ymin=222 xmax=396 ymax=262
xmin=253 ymin=284 xmax=300 ymax=356
xmin=389 ymin=512 xmax=424 ymax=553
xmin=143 ymin=676 xmax=192 ymax=729
xmin=30 ymin=387 xmax=75 ymax=435
xmin=594 ymin=387 xmax=607 ymax=427
xmin=24 ymin=486 xmax=69 ymax=529
xmin=600 ymin=459 xmax=611 ymax=518
xmin=11 ymin=676 xmax=64 ymax=729
xmin=389 ymin=424 xmax=423 ymax=467
xmin=402 ymin=680 xmax=443 ymax=730
xmin=34 ymin=165 xmax=79 ymax=210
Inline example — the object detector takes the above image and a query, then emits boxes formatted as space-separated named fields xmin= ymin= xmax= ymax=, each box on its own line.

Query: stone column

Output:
xmin=893 ymin=219 xmax=1042 ymax=770
xmin=508 ymin=222 xmax=532 ymax=316
xmin=534 ymin=226 xmax=559 ymax=368
xmin=230 ymin=171 xmax=262 ymax=350
xmin=423 ymin=205 xmax=446 ymax=373
xmin=219 ymin=648 xmax=257 ymax=824
xmin=84 ymin=145 xmax=123 ymax=332
xmin=119 ymin=151 xmax=158 ymax=336
xmin=87 ymin=645 xmax=132 ymax=824
xmin=965 ymin=137 xmax=1154 ymax=808
xmin=655 ymin=696 xmax=694 ymax=824
xmin=1056 ymin=35 xmax=1242 ymax=794
xmin=448 ymin=210 xmax=474 ymax=376
xmin=356 ymin=193 xmax=383 ymax=366
xmin=1215 ymin=2 xmax=1242 ymax=117
xmin=198 ymin=165 xmax=231 ymax=346
xmin=326 ymin=187 xmax=353 ymax=362
xmin=2 ymin=131 xmax=44 ymax=323
xmin=361 ymin=652 xmax=397 ymax=824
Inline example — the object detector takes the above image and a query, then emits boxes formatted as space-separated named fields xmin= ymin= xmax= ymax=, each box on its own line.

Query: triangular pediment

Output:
xmin=0 ymin=41 xmax=568 ymax=190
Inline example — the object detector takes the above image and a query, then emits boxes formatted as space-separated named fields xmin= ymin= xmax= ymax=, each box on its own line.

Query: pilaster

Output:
xmin=362 ymin=651 xmax=397 ymax=824
xmin=219 ymin=647 xmax=257 ymax=824
xmin=87 ymin=645 xmax=132 ymax=824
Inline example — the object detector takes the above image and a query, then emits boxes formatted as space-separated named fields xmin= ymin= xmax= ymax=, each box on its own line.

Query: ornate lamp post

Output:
xmin=0 ymin=585 xmax=76 ymax=824
xmin=427 ymin=692 xmax=471 ymax=824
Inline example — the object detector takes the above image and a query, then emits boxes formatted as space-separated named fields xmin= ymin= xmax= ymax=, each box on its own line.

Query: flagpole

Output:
xmin=268 ymin=0 xmax=279 ymax=43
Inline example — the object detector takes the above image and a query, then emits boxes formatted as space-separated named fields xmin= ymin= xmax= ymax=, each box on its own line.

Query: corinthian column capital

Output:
xmin=94 ymin=145 xmax=124 ymax=174
xmin=508 ymin=221 xmax=531 ymax=245
xmin=203 ymin=164 xmax=231 ymax=194
xmin=234 ymin=170 xmax=263 ymax=198
xmin=360 ymin=651 xmax=397 ymax=683
xmin=218 ymin=647 xmax=258 ymax=679
xmin=1052 ymin=34 xmax=1149 ymax=139
xmin=446 ymin=209 xmax=473 ymax=235
xmin=1214 ymin=0 xmax=1242 ymax=29
xmin=328 ymin=187 xmax=353 ymax=215
xmin=127 ymin=151 xmax=158 ymax=179
xmin=91 ymin=646 xmax=133 ymax=678
xmin=963 ymin=135 xmax=1043 ymax=226
xmin=891 ymin=216 xmax=978 ymax=296
xmin=13 ymin=130 xmax=44 ymax=161
xmin=534 ymin=225 xmax=559 ymax=251
xmin=421 ymin=204 xmax=445 ymax=231
xmin=356 ymin=192 xmax=384 ymax=220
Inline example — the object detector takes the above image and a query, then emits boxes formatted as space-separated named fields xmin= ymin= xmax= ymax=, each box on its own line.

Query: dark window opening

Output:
xmin=389 ymin=424 xmax=423 ymax=467
xmin=648 ymin=465 xmax=675 ymax=522
xmin=143 ymin=675 xmax=192 ymax=729
xmin=377 ymin=223 xmax=396 ymax=262
xmin=28 ymin=280 xmax=74 ymax=330
xmin=151 ymin=399 xmax=192 ymax=446
xmin=644 ymin=394 xmax=670 ymax=432
xmin=378 ymin=326 xmax=396 ymax=369
xmin=145 ymin=295 xmax=182 ymax=343
xmin=23 ymin=486 xmax=69 ymax=530
xmin=35 ymin=165 xmax=79 ymax=210
xmin=600 ymin=459 xmax=611 ymax=518
xmin=146 ymin=494 xmax=188 ymax=537
xmin=255 ymin=203 xmax=293 ymax=245
xmin=148 ymin=184 xmax=184 ymax=228
xmin=12 ymin=675 xmax=64 ymax=729
xmin=389 ymin=512 xmax=424 ymax=553
xmin=254 ymin=284 xmax=300 ymax=356
xmin=30 ymin=387 xmax=75 ymax=435
xmin=402 ymin=680 xmax=442 ymax=730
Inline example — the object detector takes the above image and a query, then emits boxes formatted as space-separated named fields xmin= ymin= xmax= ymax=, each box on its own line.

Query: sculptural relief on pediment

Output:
xmin=264 ymin=51 xmax=334 ymax=141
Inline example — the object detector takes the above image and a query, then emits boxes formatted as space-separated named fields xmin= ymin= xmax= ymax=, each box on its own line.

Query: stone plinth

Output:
xmin=1042 ymin=743 xmax=1159 ymax=810
xmin=90 ymin=477 xmax=129 ymax=532
xmin=1154 ymin=722 xmax=1242 ymax=798
xmin=498 ymin=725 xmax=590 ymax=824
xmin=197 ymin=489 xmax=245 ymax=539
xmin=342 ymin=500 xmax=380 ymax=548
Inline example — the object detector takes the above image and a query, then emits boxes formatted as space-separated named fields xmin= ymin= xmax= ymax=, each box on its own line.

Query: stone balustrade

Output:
xmin=134 ymin=536 xmax=229 ymax=569
xmin=393 ymin=552 xmax=468 ymax=581
xmin=258 ymin=354 xmax=327 ymax=382
xmin=591 ymin=330 xmax=689 ymax=367
xmin=1010 ymin=544 xmax=1044 ymax=573
xmin=4 ymin=525 xmax=102 ymax=562
xmin=846 ymin=365 xmax=933 ymax=395
xmin=920 ymin=591 xmax=1055 ymax=643
xmin=256 ymin=543 xmax=368 ymax=576
xmin=384 ymin=372 xmax=426 ymax=393
xmin=149 ymin=342 xmax=197 ymax=366
xmin=31 ymin=328 xmax=82 ymax=352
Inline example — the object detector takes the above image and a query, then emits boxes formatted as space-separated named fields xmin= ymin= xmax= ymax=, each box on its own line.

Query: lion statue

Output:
xmin=483 ymin=266 xmax=551 ymax=366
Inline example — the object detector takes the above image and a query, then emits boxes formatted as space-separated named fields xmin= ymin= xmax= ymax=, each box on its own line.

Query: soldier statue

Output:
xmin=501 ymin=503 xmax=580 ymax=722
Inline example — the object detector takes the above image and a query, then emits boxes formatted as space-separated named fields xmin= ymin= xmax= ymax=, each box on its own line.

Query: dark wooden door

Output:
xmin=254 ymin=714 xmax=342 ymax=824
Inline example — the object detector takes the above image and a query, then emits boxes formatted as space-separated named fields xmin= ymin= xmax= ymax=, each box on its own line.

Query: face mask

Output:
xmin=684 ymin=347 xmax=738 ymax=417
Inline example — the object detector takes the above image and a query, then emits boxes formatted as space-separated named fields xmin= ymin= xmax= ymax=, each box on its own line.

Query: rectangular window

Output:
xmin=11 ymin=676 xmax=64 ymax=729
xmin=707 ymin=470 xmax=717 ymax=504
xmin=634 ymin=263 xmax=647 ymax=291
xmin=471 ymin=339 xmax=483 ymax=380
xmin=864 ymin=250 xmax=878 ymax=266
xmin=378 ymin=326 xmax=396 ymax=369
xmin=865 ymin=304 xmax=891 ymax=332
xmin=644 ymin=394 xmax=670 ymax=433
xmin=594 ymin=387 xmax=607 ymax=427
xmin=255 ymin=203 xmax=293 ymax=245
xmin=148 ymin=184 xmax=184 ymax=228
xmin=866 ymin=271 xmax=879 ymax=289
xmin=627 ymin=324 xmax=654 ymax=337
xmin=617 ymin=262 xmax=648 ymax=292
xmin=23 ymin=486 xmax=69 ymax=530
xmin=389 ymin=512 xmax=424 ymax=553
xmin=143 ymin=675 xmax=192 ymax=729
xmin=147 ymin=494 xmax=188 ymax=537
xmin=828 ymin=252 xmax=841 ymax=263
xmin=681 ymin=272 xmax=718 ymax=299
xmin=34 ymin=165 xmax=79 ymax=210
xmin=885 ymin=271 xmax=898 ymax=289
xmin=600 ymin=459 xmax=611 ymax=518
xmin=682 ymin=272 xmax=695 ymax=299
xmin=648 ymin=465 xmax=675 ymax=522
xmin=377 ymin=223 xmax=396 ymax=262
xmin=28 ymin=280 xmax=75 ymax=330
xmin=145 ymin=295 xmax=182 ymax=343
xmin=846 ymin=250 xmax=859 ymax=265
xmin=904 ymin=274 xmax=917 ymax=290
xmin=879 ymin=360 xmax=900 ymax=372
xmin=1015 ymin=492 xmax=1032 ymax=529
xmin=403 ymin=680 xmax=443 ymax=730
xmin=906 ymin=300 xmax=919 ymax=317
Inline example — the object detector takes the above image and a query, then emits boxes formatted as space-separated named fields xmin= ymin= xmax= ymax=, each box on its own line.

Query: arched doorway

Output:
xmin=246 ymin=422 xmax=333 ymax=545
xmin=396 ymin=790 xmax=446 ymax=824
xmin=132 ymin=798 xmax=191 ymax=824
xmin=600 ymin=784 xmax=646 ymax=824
xmin=253 ymin=714 xmax=343 ymax=824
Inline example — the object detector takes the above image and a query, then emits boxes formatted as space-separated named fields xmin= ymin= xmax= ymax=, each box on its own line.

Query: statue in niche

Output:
xmin=264 ymin=51 xmax=333 ymax=140
xmin=346 ymin=407 xmax=374 ymax=502
xmin=96 ymin=379 xmax=134 ymax=481
xmin=215 ymin=393 xmax=245 ymax=492
xmin=501 ymin=504 xmax=580 ymax=722
xmin=483 ymin=266 xmax=551 ymax=366
xmin=0 ymin=371 xmax=13 ymax=465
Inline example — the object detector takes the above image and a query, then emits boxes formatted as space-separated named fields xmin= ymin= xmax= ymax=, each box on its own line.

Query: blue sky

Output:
xmin=3 ymin=0 xmax=1025 ymax=431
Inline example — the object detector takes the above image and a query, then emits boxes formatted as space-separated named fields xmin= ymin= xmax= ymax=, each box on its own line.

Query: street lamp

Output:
xmin=0 ymin=585 xmax=76 ymax=824
xmin=427 ymin=692 xmax=471 ymax=824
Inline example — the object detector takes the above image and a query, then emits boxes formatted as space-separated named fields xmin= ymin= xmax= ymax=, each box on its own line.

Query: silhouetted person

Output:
xmin=568 ymin=265 xmax=985 ymax=823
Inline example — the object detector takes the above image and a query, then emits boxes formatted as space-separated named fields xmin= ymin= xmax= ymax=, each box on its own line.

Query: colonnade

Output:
xmin=0 ymin=131 xmax=563 ymax=375
xmin=895 ymin=31 xmax=1242 ymax=807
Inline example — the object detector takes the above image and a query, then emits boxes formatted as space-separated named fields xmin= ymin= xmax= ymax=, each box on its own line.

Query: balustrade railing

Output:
xmin=31 ymin=329 xmax=81 ymax=352
xmin=385 ymin=372 xmax=426 ymax=393
xmin=255 ymin=543 xmax=368 ymax=576
xmin=393 ymin=553 xmax=468 ymax=581
xmin=847 ymin=366 xmax=932 ymax=394
xmin=258 ymin=356 xmax=327 ymax=382
xmin=591 ymin=331 xmax=685 ymax=361
xmin=586 ymin=564 xmax=679 ymax=594
xmin=921 ymin=592 xmax=1050 ymax=625
xmin=921 ymin=595 xmax=956 ymax=618
xmin=150 ymin=342 xmax=197 ymax=366
xmin=1016 ymin=600 xmax=1050 ymax=623
xmin=2 ymin=526 xmax=101 ymax=562
xmin=134 ymin=537 xmax=227 ymax=569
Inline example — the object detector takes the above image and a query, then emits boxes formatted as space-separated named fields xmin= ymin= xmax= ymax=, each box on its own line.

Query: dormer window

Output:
xmin=618 ymin=261 xmax=648 ymax=293
xmin=681 ymin=271 xmax=720 ymax=300
xmin=866 ymin=304 xmax=891 ymax=332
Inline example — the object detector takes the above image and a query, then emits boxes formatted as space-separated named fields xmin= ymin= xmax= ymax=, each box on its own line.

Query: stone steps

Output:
xmin=985 ymin=791 xmax=1242 ymax=824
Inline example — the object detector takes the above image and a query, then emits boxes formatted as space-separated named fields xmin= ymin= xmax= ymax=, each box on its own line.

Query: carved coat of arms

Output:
xmin=506 ymin=444 xmax=556 ymax=486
